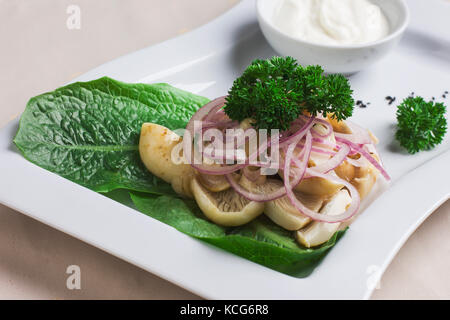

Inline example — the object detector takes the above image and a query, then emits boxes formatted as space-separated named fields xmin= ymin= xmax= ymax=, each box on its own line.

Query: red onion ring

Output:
xmin=334 ymin=120 xmax=372 ymax=145
xmin=202 ymin=120 xmax=238 ymax=130
xmin=279 ymin=117 xmax=315 ymax=147
xmin=335 ymin=137 xmax=391 ymax=181
xmin=184 ymin=97 xmax=245 ymax=175
xmin=225 ymin=173 xmax=284 ymax=202
xmin=310 ymin=143 xmax=350 ymax=174
xmin=294 ymin=143 xmax=337 ymax=156
xmin=310 ymin=118 xmax=334 ymax=139
xmin=242 ymin=166 xmax=262 ymax=182
xmin=203 ymin=96 xmax=226 ymax=122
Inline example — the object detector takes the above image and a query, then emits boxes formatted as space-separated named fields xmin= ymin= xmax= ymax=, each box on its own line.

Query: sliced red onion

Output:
xmin=336 ymin=137 xmax=391 ymax=181
xmin=184 ymin=97 xmax=245 ymax=175
xmin=193 ymin=164 xmax=245 ymax=175
xmin=311 ymin=118 xmax=333 ymax=139
xmin=312 ymin=136 xmax=335 ymax=146
xmin=284 ymin=141 xmax=361 ymax=223
xmin=290 ymin=131 xmax=312 ymax=177
xmin=203 ymin=96 xmax=226 ymax=122
xmin=225 ymin=132 xmax=312 ymax=202
xmin=334 ymin=120 xmax=372 ymax=145
xmin=310 ymin=143 xmax=350 ymax=174
xmin=279 ymin=117 xmax=315 ymax=147
xmin=202 ymin=120 xmax=238 ymax=130
xmin=225 ymin=173 xmax=285 ymax=202
xmin=297 ymin=144 xmax=337 ymax=156
xmin=206 ymin=110 xmax=227 ymax=123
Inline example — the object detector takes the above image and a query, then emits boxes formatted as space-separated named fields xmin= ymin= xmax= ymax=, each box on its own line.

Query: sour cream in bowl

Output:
xmin=257 ymin=0 xmax=409 ymax=74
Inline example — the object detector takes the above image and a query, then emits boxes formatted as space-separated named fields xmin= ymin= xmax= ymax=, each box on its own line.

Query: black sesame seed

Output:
xmin=385 ymin=96 xmax=396 ymax=105
xmin=356 ymin=99 xmax=369 ymax=108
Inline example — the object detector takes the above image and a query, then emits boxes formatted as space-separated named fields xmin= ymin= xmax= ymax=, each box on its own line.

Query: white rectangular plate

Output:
xmin=0 ymin=0 xmax=449 ymax=299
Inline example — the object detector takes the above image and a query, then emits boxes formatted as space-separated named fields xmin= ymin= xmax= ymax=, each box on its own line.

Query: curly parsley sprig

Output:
xmin=395 ymin=97 xmax=447 ymax=154
xmin=224 ymin=57 xmax=354 ymax=131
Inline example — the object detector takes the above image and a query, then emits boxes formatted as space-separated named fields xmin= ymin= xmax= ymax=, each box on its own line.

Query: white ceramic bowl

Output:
xmin=256 ymin=0 xmax=410 ymax=74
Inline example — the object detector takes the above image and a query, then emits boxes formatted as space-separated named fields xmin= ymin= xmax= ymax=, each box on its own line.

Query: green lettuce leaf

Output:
xmin=14 ymin=77 xmax=209 ymax=193
xmin=130 ymin=193 xmax=347 ymax=277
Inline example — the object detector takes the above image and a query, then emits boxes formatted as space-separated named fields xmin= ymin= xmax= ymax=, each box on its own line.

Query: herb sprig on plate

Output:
xmin=396 ymin=96 xmax=447 ymax=154
xmin=224 ymin=56 xmax=354 ymax=131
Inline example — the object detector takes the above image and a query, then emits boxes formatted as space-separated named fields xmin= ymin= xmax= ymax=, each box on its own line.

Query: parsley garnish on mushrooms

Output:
xmin=395 ymin=96 xmax=447 ymax=154
xmin=224 ymin=56 xmax=354 ymax=131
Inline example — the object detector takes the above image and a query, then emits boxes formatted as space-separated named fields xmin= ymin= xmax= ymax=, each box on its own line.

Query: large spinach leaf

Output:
xmin=130 ymin=193 xmax=347 ymax=277
xmin=14 ymin=77 xmax=209 ymax=193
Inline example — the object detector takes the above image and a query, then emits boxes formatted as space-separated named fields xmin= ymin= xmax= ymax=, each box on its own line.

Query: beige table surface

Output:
xmin=0 ymin=0 xmax=449 ymax=300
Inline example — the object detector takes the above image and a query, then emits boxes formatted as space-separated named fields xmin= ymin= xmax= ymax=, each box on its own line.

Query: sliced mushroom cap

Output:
xmin=293 ymin=174 xmax=344 ymax=196
xmin=324 ymin=117 xmax=379 ymax=199
xmin=352 ymin=163 xmax=377 ymax=199
xmin=237 ymin=175 xmax=323 ymax=231
xmin=334 ymin=159 xmax=356 ymax=182
xmin=139 ymin=123 xmax=194 ymax=197
xmin=335 ymin=154 xmax=379 ymax=199
xmin=197 ymin=171 xmax=232 ymax=192
xmin=238 ymin=169 xmax=267 ymax=190
xmin=190 ymin=177 xmax=264 ymax=226
xmin=296 ymin=189 xmax=351 ymax=248
xmin=264 ymin=180 xmax=324 ymax=231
